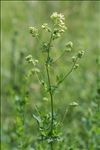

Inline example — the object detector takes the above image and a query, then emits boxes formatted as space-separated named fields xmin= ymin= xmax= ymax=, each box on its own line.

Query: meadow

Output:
xmin=1 ymin=1 xmax=100 ymax=150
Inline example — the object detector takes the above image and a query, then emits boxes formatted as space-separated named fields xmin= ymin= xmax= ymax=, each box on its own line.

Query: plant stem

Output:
xmin=50 ymin=142 xmax=53 ymax=150
xmin=57 ymin=57 xmax=78 ymax=86
xmin=46 ymin=63 xmax=54 ymax=132
xmin=45 ymin=34 xmax=54 ymax=150
xmin=52 ymin=50 xmax=66 ymax=64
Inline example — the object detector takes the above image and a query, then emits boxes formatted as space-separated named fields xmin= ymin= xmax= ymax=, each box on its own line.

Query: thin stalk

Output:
xmin=52 ymin=50 xmax=66 ymax=64
xmin=45 ymin=34 xmax=54 ymax=150
xmin=46 ymin=64 xmax=54 ymax=132
xmin=57 ymin=57 xmax=78 ymax=86
xmin=35 ymin=71 xmax=41 ymax=84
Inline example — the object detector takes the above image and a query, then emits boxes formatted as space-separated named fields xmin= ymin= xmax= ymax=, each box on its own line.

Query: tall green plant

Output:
xmin=26 ymin=12 xmax=85 ymax=150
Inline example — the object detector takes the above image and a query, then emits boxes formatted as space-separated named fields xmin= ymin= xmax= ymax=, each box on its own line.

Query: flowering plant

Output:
xmin=26 ymin=12 xmax=85 ymax=150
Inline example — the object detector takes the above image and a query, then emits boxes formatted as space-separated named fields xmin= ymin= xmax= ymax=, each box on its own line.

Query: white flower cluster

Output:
xmin=72 ymin=50 xmax=85 ymax=62
xmin=72 ymin=50 xmax=85 ymax=69
xmin=25 ymin=55 xmax=40 ymax=75
xmin=50 ymin=12 xmax=67 ymax=39
xmin=25 ymin=55 xmax=38 ymax=66
xmin=25 ymin=55 xmax=33 ymax=63
xmin=29 ymin=27 xmax=38 ymax=37
xmin=41 ymin=23 xmax=51 ymax=32
xmin=65 ymin=41 xmax=73 ymax=52
xmin=29 ymin=12 xmax=67 ymax=40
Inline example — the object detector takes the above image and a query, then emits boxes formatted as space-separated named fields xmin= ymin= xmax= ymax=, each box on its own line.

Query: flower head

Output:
xmin=66 ymin=41 xmax=73 ymax=48
xmin=25 ymin=55 xmax=33 ymax=63
xmin=72 ymin=56 xmax=77 ymax=62
xmin=29 ymin=27 xmax=38 ymax=37
xmin=65 ymin=41 xmax=73 ymax=52
xmin=50 ymin=12 xmax=65 ymax=23
xmin=50 ymin=12 xmax=67 ymax=40
xmin=77 ymin=50 xmax=84 ymax=58
xmin=74 ymin=64 xmax=79 ymax=69
xmin=25 ymin=55 xmax=39 ymax=66
xmin=41 ymin=23 xmax=51 ymax=32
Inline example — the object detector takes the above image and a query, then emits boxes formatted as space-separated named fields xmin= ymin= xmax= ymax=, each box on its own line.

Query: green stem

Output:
xmin=45 ymin=34 xmax=54 ymax=150
xmin=46 ymin=64 xmax=54 ymax=132
xmin=52 ymin=50 xmax=66 ymax=64
xmin=57 ymin=57 xmax=78 ymax=86
xmin=50 ymin=142 xmax=53 ymax=150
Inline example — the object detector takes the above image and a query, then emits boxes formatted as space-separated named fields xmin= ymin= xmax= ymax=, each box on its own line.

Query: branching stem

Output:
xmin=57 ymin=57 xmax=78 ymax=86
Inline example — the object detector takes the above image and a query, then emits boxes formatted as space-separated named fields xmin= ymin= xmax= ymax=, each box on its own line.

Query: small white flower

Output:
xmin=29 ymin=27 xmax=38 ymax=37
xmin=66 ymin=41 xmax=73 ymax=48
xmin=41 ymin=23 xmax=51 ymax=32
xmin=41 ymin=23 xmax=48 ymax=29
xmin=50 ymin=12 xmax=58 ymax=20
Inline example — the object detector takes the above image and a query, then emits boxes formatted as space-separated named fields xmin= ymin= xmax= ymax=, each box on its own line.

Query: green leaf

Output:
xmin=32 ymin=114 xmax=41 ymax=124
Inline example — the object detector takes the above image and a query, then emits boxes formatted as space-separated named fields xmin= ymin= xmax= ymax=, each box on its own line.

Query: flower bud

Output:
xmin=25 ymin=55 xmax=32 ymax=61
xmin=53 ymin=33 xmax=61 ymax=40
xmin=66 ymin=41 xmax=73 ymax=48
xmin=29 ymin=27 xmax=38 ymax=37
xmin=41 ymin=23 xmax=51 ymax=32
xmin=25 ymin=55 xmax=33 ymax=63
xmin=72 ymin=56 xmax=76 ymax=62
xmin=50 ymin=12 xmax=58 ymax=20
xmin=77 ymin=50 xmax=84 ymax=58
xmin=65 ymin=41 xmax=73 ymax=52
xmin=41 ymin=23 xmax=48 ymax=29
xmin=74 ymin=64 xmax=79 ymax=69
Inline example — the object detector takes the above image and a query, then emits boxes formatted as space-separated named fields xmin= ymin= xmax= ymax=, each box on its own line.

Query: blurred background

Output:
xmin=1 ymin=1 xmax=100 ymax=150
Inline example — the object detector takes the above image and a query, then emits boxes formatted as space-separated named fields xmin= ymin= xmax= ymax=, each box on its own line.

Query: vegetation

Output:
xmin=1 ymin=1 xmax=100 ymax=150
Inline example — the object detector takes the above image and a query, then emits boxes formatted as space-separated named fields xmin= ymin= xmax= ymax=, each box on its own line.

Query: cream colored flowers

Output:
xmin=29 ymin=12 xmax=67 ymax=40
xmin=50 ymin=12 xmax=67 ymax=39
xmin=41 ymin=23 xmax=51 ymax=32
xmin=29 ymin=27 xmax=38 ymax=37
